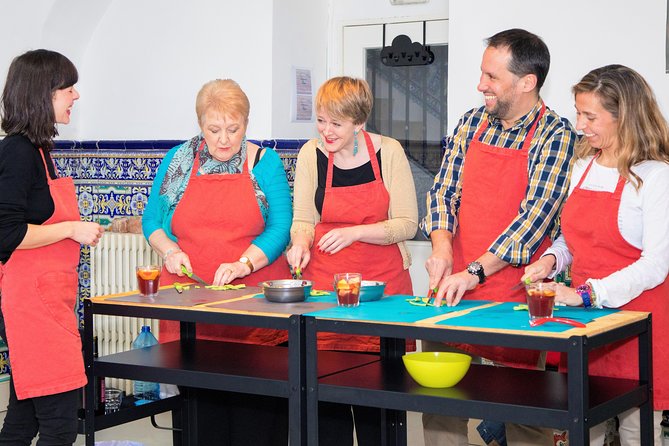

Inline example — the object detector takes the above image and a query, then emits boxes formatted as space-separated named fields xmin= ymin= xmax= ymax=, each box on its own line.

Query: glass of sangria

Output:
xmin=136 ymin=265 xmax=161 ymax=298
xmin=334 ymin=273 xmax=362 ymax=308
xmin=525 ymin=282 xmax=557 ymax=322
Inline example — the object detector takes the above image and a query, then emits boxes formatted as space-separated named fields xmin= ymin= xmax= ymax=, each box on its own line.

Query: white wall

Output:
xmin=447 ymin=0 xmax=669 ymax=134
xmin=271 ymin=0 xmax=329 ymax=139
xmin=0 ymin=0 xmax=328 ymax=140
xmin=2 ymin=0 xmax=669 ymax=142
xmin=78 ymin=0 xmax=274 ymax=140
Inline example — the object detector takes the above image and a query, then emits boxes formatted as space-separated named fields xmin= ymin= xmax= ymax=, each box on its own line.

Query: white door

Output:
xmin=342 ymin=20 xmax=449 ymax=295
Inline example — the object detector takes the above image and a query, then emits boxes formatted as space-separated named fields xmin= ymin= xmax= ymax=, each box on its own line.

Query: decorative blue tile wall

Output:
xmin=51 ymin=139 xmax=307 ymax=325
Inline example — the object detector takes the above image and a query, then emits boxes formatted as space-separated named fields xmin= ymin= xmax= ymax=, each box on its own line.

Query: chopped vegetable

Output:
xmin=406 ymin=296 xmax=434 ymax=307
xmin=205 ymin=284 xmax=246 ymax=291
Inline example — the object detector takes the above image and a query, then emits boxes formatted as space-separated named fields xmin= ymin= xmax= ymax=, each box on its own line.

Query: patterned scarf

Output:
xmin=159 ymin=134 xmax=248 ymax=214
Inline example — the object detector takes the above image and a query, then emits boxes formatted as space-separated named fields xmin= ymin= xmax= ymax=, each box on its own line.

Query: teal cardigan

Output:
xmin=142 ymin=143 xmax=292 ymax=263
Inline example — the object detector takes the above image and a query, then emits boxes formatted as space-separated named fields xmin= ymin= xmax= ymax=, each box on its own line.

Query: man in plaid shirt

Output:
xmin=420 ymin=28 xmax=577 ymax=445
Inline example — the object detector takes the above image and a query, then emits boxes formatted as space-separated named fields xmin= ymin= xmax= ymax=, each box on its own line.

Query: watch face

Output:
xmin=467 ymin=262 xmax=481 ymax=274
xmin=467 ymin=261 xmax=485 ymax=284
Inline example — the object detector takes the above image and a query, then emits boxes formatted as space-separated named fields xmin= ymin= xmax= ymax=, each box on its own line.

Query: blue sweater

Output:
xmin=142 ymin=143 xmax=292 ymax=263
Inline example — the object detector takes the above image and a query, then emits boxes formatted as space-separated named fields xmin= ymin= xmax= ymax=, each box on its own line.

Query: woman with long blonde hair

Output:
xmin=524 ymin=64 xmax=669 ymax=444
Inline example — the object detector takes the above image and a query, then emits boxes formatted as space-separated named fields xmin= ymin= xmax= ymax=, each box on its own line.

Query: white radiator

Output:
xmin=90 ymin=232 xmax=162 ymax=394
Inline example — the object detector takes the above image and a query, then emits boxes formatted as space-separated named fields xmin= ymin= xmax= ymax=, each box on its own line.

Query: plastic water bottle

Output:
xmin=131 ymin=326 xmax=160 ymax=401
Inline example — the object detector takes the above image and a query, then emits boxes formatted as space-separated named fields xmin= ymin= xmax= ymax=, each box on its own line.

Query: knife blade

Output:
xmin=510 ymin=278 xmax=532 ymax=292
xmin=181 ymin=265 xmax=209 ymax=286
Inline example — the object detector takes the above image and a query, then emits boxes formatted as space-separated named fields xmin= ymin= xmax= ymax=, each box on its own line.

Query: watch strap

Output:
xmin=238 ymin=257 xmax=254 ymax=273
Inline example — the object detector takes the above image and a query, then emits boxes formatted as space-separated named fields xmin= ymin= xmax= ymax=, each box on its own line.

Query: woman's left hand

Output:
xmin=317 ymin=227 xmax=360 ymax=255
xmin=555 ymin=282 xmax=584 ymax=306
xmin=213 ymin=261 xmax=250 ymax=286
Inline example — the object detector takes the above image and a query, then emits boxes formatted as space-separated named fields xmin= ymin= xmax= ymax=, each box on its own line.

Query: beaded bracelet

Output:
xmin=576 ymin=283 xmax=593 ymax=308
xmin=163 ymin=247 xmax=181 ymax=262
xmin=588 ymin=281 xmax=598 ymax=308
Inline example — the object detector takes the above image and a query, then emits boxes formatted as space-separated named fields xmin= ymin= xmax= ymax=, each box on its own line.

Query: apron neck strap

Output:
xmin=326 ymin=130 xmax=380 ymax=188
xmin=190 ymin=140 xmax=250 ymax=178
xmin=472 ymin=101 xmax=546 ymax=151
xmin=38 ymin=148 xmax=58 ymax=183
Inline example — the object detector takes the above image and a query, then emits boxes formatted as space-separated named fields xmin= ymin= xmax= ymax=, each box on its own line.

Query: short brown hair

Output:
xmin=196 ymin=79 xmax=250 ymax=125
xmin=315 ymin=77 xmax=372 ymax=125
xmin=486 ymin=28 xmax=550 ymax=91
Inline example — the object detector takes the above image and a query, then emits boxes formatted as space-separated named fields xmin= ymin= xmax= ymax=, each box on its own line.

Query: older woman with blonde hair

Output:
xmin=287 ymin=76 xmax=418 ymax=446
xmin=523 ymin=64 xmax=669 ymax=445
xmin=142 ymin=78 xmax=292 ymax=445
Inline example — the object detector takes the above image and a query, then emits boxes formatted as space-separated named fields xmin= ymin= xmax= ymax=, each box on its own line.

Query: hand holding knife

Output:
xmin=180 ymin=265 xmax=209 ymax=286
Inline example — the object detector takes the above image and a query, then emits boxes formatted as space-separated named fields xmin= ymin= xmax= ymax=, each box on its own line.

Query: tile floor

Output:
xmin=0 ymin=406 xmax=432 ymax=445
xmin=71 ymin=411 xmax=428 ymax=446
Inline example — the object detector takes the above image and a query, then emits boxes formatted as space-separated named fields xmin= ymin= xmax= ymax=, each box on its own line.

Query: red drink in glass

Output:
xmin=525 ymin=283 xmax=556 ymax=321
xmin=334 ymin=273 xmax=362 ymax=307
xmin=136 ymin=266 xmax=161 ymax=297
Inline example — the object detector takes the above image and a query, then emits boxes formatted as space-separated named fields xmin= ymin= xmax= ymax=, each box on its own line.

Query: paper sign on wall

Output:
xmin=291 ymin=67 xmax=313 ymax=122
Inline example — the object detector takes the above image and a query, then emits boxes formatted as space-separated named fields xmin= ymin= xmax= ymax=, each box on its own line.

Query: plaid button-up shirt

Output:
xmin=421 ymin=100 xmax=577 ymax=265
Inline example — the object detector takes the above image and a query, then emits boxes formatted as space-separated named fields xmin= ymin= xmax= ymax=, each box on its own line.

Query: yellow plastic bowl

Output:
xmin=402 ymin=352 xmax=472 ymax=388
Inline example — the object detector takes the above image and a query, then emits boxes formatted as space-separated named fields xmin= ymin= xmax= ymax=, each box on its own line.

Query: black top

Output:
xmin=315 ymin=149 xmax=383 ymax=214
xmin=0 ymin=135 xmax=57 ymax=263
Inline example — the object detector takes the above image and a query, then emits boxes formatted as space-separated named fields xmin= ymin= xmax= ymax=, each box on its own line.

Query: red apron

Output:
xmin=561 ymin=157 xmax=669 ymax=409
xmin=451 ymin=104 xmax=552 ymax=368
xmin=160 ymin=147 xmax=291 ymax=345
xmin=0 ymin=148 xmax=85 ymax=399
xmin=305 ymin=131 xmax=413 ymax=352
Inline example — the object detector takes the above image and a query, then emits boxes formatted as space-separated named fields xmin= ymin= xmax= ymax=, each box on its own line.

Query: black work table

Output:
xmin=303 ymin=296 xmax=653 ymax=446
xmin=81 ymin=285 xmax=343 ymax=446
xmin=82 ymin=289 xmax=653 ymax=446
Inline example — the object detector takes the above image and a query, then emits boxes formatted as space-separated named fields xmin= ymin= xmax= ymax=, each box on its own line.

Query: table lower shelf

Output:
xmin=316 ymin=359 xmax=648 ymax=430
xmin=94 ymin=339 xmax=380 ymax=397
xmin=78 ymin=395 xmax=183 ymax=433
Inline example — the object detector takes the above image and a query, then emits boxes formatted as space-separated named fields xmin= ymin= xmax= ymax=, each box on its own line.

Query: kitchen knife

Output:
xmin=181 ymin=265 xmax=209 ymax=286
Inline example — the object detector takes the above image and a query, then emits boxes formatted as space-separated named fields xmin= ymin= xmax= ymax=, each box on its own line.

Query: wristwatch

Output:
xmin=238 ymin=256 xmax=254 ymax=273
xmin=466 ymin=261 xmax=486 ymax=284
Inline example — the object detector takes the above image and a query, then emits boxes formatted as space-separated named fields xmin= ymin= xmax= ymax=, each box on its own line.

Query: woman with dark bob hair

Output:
xmin=0 ymin=49 xmax=103 ymax=444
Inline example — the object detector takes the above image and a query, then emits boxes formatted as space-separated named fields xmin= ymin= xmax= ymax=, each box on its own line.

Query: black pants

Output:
xmin=318 ymin=402 xmax=382 ymax=446
xmin=0 ymin=376 xmax=79 ymax=446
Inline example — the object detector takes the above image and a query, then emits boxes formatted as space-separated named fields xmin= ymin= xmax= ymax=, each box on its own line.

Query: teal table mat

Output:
xmin=304 ymin=295 xmax=491 ymax=324
xmin=437 ymin=302 xmax=618 ymax=332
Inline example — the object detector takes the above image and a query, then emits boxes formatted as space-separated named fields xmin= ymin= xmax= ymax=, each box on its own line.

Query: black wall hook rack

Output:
xmin=380 ymin=21 xmax=435 ymax=67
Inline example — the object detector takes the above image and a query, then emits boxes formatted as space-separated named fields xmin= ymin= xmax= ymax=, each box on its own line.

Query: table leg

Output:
xmin=638 ymin=314 xmax=653 ymax=446
xmin=83 ymin=299 xmax=96 ymax=446
xmin=305 ymin=317 xmax=319 ymax=445
xmin=288 ymin=315 xmax=307 ymax=446
xmin=380 ymin=337 xmax=407 ymax=446
xmin=567 ymin=336 xmax=589 ymax=446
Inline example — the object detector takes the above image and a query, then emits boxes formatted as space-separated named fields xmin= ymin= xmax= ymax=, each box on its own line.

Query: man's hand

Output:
xmin=426 ymin=229 xmax=454 ymax=292
xmin=433 ymin=270 xmax=479 ymax=307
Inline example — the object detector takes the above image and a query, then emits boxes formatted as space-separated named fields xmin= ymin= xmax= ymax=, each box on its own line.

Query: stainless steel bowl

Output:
xmin=359 ymin=280 xmax=386 ymax=302
xmin=260 ymin=279 xmax=313 ymax=303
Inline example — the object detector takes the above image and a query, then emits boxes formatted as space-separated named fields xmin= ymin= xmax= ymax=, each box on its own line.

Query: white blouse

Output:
xmin=545 ymin=156 xmax=669 ymax=308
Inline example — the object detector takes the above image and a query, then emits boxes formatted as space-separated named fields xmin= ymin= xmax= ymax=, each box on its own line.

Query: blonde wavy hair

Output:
xmin=572 ymin=64 xmax=669 ymax=189
xmin=315 ymin=76 xmax=373 ymax=125
xmin=196 ymin=79 xmax=250 ymax=125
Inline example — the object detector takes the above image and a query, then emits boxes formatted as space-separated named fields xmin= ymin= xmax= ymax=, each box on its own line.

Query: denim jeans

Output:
xmin=477 ymin=420 xmax=507 ymax=445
